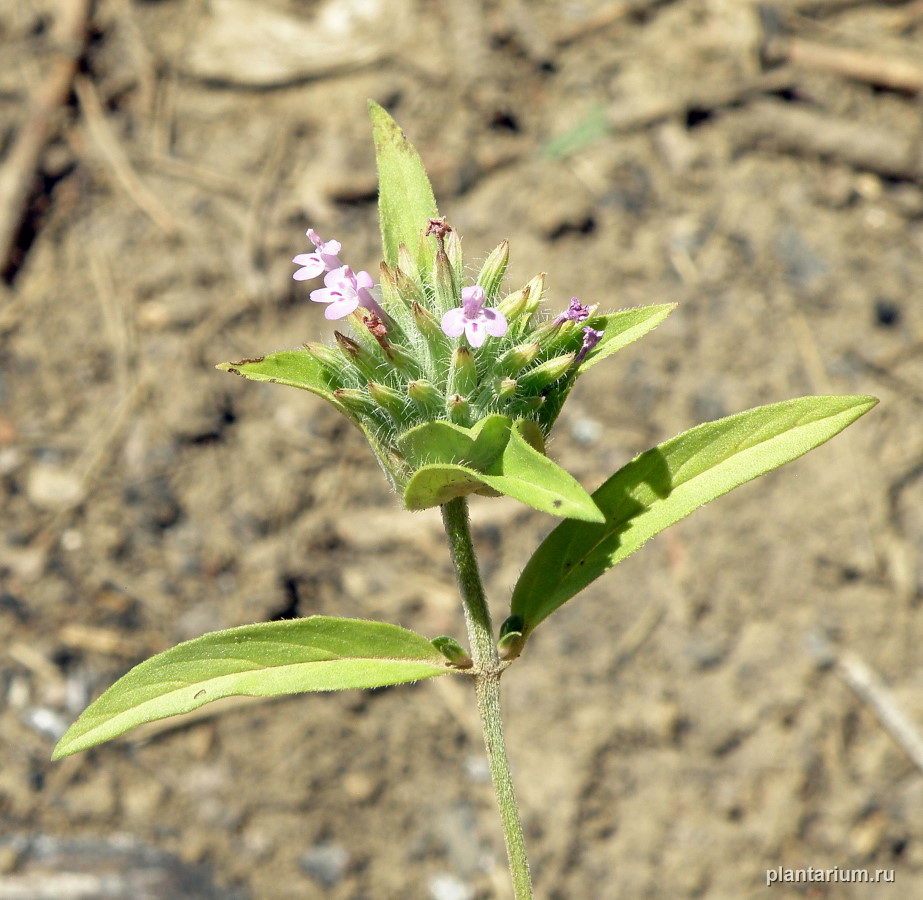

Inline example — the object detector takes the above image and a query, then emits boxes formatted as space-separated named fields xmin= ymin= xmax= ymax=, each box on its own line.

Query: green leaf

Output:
xmin=537 ymin=304 xmax=677 ymax=433
xmin=578 ymin=304 xmax=677 ymax=373
xmin=217 ymin=350 xmax=344 ymax=409
xmin=511 ymin=395 xmax=878 ymax=633
xmin=397 ymin=415 xmax=512 ymax=472
xmin=403 ymin=463 xmax=497 ymax=507
xmin=369 ymin=100 xmax=439 ymax=272
xmin=486 ymin=420 xmax=604 ymax=521
xmin=52 ymin=617 xmax=449 ymax=760
xmin=402 ymin=418 xmax=604 ymax=522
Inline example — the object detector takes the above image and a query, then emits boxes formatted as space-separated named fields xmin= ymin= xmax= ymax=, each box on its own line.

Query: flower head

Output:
xmin=441 ymin=285 xmax=508 ymax=348
xmin=292 ymin=229 xmax=343 ymax=281
xmin=310 ymin=266 xmax=377 ymax=320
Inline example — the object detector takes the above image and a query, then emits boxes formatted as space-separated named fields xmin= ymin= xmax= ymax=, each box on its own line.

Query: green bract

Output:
xmin=218 ymin=103 xmax=673 ymax=521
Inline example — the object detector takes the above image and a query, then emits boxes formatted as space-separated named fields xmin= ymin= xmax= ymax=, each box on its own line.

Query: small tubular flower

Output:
xmin=554 ymin=297 xmax=590 ymax=325
xmin=441 ymin=285 xmax=508 ymax=348
xmin=292 ymin=229 xmax=343 ymax=281
xmin=310 ymin=266 xmax=377 ymax=320
xmin=574 ymin=326 xmax=603 ymax=364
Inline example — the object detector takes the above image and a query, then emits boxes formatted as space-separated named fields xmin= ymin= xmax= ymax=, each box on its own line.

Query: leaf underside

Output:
xmin=53 ymin=617 xmax=449 ymax=759
xmin=511 ymin=395 xmax=878 ymax=634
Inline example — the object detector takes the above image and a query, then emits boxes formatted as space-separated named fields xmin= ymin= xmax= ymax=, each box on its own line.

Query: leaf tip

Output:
xmin=51 ymin=733 xmax=78 ymax=761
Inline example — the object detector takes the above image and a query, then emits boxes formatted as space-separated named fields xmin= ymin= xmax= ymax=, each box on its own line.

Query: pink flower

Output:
xmin=292 ymin=229 xmax=343 ymax=281
xmin=310 ymin=266 xmax=377 ymax=320
xmin=441 ymin=285 xmax=508 ymax=348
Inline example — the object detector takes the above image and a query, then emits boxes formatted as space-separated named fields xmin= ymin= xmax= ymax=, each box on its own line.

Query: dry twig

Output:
xmin=838 ymin=651 xmax=923 ymax=774
xmin=727 ymin=99 xmax=923 ymax=182
xmin=766 ymin=35 xmax=923 ymax=94
xmin=0 ymin=0 xmax=91 ymax=276
xmin=73 ymin=76 xmax=184 ymax=236
xmin=608 ymin=68 xmax=797 ymax=132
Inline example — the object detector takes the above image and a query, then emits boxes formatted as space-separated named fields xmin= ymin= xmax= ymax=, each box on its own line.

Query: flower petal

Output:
xmin=310 ymin=287 xmax=339 ymax=305
xmin=465 ymin=320 xmax=486 ymax=348
xmin=293 ymin=254 xmax=325 ymax=280
xmin=325 ymin=296 xmax=359 ymax=319
xmin=441 ymin=308 xmax=467 ymax=338
xmin=482 ymin=308 xmax=508 ymax=338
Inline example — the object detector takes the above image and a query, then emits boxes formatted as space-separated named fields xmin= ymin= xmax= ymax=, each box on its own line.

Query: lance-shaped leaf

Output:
xmin=537 ymin=303 xmax=677 ymax=432
xmin=577 ymin=303 xmax=677 ymax=374
xmin=369 ymin=100 xmax=439 ymax=272
xmin=217 ymin=350 xmax=344 ymax=410
xmin=511 ymin=395 xmax=878 ymax=633
xmin=52 ymin=617 xmax=450 ymax=760
xmin=402 ymin=419 xmax=604 ymax=522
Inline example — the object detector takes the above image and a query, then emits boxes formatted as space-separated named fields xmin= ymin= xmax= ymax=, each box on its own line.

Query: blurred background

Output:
xmin=2 ymin=0 xmax=922 ymax=896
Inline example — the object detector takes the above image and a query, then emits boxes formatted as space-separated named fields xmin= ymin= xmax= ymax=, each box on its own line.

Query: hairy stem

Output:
xmin=441 ymin=497 xmax=533 ymax=900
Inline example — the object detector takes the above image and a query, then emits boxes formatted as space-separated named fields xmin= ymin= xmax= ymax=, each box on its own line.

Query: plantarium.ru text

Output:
xmin=53 ymin=102 xmax=877 ymax=899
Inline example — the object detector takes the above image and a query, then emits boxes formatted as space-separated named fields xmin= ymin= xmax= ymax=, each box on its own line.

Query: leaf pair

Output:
xmin=53 ymin=396 xmax=877 ymax=760
xmin=398 ymin=415 xmax=604 ymax=521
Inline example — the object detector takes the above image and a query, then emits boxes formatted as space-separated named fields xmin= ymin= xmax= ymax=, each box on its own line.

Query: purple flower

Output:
xmin=574 ymin=326 xmax=603 ymax=364
xmin=310 ymin=266 xmax=377 ymax=320
xmin=554 ymin=297 xmax=590 ymax=325
xmin=441 ymin=285 xmax=508 ymax=348
xmin=292 ymin=229 xmax=343 ymax=281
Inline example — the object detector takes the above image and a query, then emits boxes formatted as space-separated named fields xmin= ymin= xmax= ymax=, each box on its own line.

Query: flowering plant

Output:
xmin=52 ymin=103 xmax=877 ymax=898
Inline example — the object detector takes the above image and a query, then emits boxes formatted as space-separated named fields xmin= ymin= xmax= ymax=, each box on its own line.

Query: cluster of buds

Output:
xmin=290 ymin=219 xmax=608 ymax=488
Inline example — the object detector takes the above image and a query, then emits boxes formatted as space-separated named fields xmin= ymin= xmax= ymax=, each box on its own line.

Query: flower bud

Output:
xmin=477 ymin=240 xmax=510 ymax=303
xmin=497 ymin=285 xmax=530 ymax=322
xmin=302 ymin=341 xmax=342 ymax=369
xmin=392 ymin=261 xmax=427 ymax=309
xmin=447 ymin=393 xmax=471 ymax=425
xmin=412 ymin=301 xmax=451 ymax=372
xmin=496 ymin=342 xmax=540 ymax=375
xmin=377 ymin=263 xmax=415 ymax=334
xmin=381 ymin=341 xmax=420 ymax=378
xmin=449 ymin=347 xmax=478 ymax=398
xmin=334 ymin=330 xmax=380 ymax=381
xmin=445 ymin=227 xmax=464 ymax=288
xmin=333 ymin=387 xmax=377 ymax=416
xmin=496 ymin=376 xmax=517 ymax=400
xmin=407 ymin=379 xmax=442 ymax=412
xmin=518 ymin=353 xmax=576 ymax=393
xmin=432 ymin=248 xmax=457 ymax=318
xmin=522 ymin=273 xmax=546 ymax=315
xmin=367 ymin=381 xmax=407 ymax=418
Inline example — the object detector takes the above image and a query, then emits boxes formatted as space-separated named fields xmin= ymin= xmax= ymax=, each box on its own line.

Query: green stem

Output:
xmin=441 ymin=497 xmax=533 ymax=900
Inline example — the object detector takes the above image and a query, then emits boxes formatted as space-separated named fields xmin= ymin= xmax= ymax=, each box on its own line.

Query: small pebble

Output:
xmin=429 ymin=873 xmax=475 ymax=900
xmin=300 ymin=842 xmax=349 ymax=887
xmin=23 ymin=707 xmax=70 ymax=742
xmin=571 ymin=417 xmax=602 ymax=446
xmin=26 ymin=465 xmax=84 ymax=511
